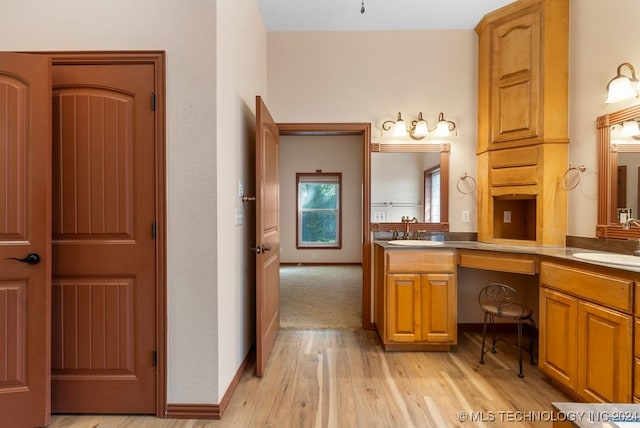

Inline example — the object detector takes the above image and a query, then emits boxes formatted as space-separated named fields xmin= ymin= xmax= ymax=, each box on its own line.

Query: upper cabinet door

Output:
xmin=491 ymin=8 xmax=541 ymax=145
xmin=0 ymin=52 xmax=52 ymax=428
xmin=476 ymin=0 xmax=570 ymax=152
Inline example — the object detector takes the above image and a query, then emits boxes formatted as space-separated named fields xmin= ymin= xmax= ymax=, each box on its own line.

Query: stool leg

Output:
xmin=480 ymin=312 xmax=488 ymax=364
xmin=517 ymin=321 xmax=524 ymax=378
xmin=490 ymin=314 xmax=497 ymax=353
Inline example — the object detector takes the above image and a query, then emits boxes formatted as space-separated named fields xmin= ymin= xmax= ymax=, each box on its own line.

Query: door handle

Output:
xmin=250 ymin=245 xmax=272 ymax=254
xmin=5 ymin=252 xmax=41 ymax=265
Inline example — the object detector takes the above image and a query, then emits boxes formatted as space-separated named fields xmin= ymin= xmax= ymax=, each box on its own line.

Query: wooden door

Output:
xmin=255 ymin=96 xmax=280 ymax=377
xmin=50 ymin=63 xmax=157 ymax=413
xmin=577 ymin=300 xmax=632 ymax=403
xmin=0 ymin=52 xmax=52 ymax=428
xmin=387 ymin=274 xmax=421 ymax=343
xmin=539 ymin=287 xmax=578 ymax=393
xmin=420 ymin=273 xmax=456 ymax=343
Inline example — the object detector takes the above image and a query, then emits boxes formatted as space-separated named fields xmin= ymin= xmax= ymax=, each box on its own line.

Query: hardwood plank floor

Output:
xmin=49 ymin=329 xmax=571 ymax=427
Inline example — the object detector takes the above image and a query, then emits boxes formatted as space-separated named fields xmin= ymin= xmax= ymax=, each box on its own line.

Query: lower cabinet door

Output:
xmin=387 ymin=274 xmax=421 ymax=342
xmin=421 ymin=273 xmax=456 ymax=343
xmin=577 ymin=300 xmax=632 ymax=403
xmin=539 ymin=287 xmax=578 ymax=392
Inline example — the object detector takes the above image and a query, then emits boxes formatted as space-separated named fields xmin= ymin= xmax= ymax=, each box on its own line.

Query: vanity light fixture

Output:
xmin=382 ymin=111 xmax=457 ymax=140
xmin=606 ymin=62 xmax=640 ymax=103
xmin=434 ymin=112 xmax=457 ymax=137
xmin=382 ymin=112 xmax=408 ymax=137
xmin=621 ymin=120 xmax=640 ymax=137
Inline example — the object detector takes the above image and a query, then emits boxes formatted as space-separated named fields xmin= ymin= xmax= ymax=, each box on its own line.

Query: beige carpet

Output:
xmin=280 ymin=265 xmax=362 ymax=330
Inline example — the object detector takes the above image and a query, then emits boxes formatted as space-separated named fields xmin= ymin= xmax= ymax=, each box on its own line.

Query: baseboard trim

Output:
xmin=165 ymin=403 xmax=221 ymax=419
xmin=165 ymin=345 xmax=254 ymax=420
xmin=280 ymin=262 xmax=362 ymax=266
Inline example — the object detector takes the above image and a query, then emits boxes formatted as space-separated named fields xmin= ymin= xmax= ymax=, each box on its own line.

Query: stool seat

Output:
xmin=478 ymin=283 xmax=536 ymax=378
xmin=481 ymin=302 xmax=532 ymax=319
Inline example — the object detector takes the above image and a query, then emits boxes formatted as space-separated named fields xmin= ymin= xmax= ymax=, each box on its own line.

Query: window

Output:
xmin=424 ymin=166 xmax=440 ymax=223
xmin=296 ymin=172 xmax=342 ymax=249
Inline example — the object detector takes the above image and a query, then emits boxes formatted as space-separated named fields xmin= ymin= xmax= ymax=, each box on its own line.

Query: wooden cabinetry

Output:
xmin=539 ymin=259 xmax=633 ymax=403
xmin=635 ymin=284 xmax=640 ymax=402
xmin=475 ymin=0 xmax=569 ymax=246
xmin=374 ymin=245 xmax=457 ymax=351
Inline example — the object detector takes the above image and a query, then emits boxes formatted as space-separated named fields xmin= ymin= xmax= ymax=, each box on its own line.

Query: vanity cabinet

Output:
xmin=475 ymin=0 xmax=569 ymax=246
xmin=635 ymin=284 xmax=640 ymax=403
xmin=539 ymin=259 xmax=634 ymax=403
xmin=374 ymin=245 xmax=457 ymax=351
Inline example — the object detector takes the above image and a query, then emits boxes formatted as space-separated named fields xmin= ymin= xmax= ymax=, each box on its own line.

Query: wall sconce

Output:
xmin=382 ymin=111 xmax=457 ymax=139
xmin=606 ymin=63 xmax=640 ymax=103
xmin=621 ymin=120 xmax=640 ymax=137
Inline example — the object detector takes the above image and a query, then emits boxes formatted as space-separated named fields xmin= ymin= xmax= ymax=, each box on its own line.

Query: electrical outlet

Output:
xmin=373 ymin=210 xmax=386 ymax=222
xmin=462 ymin=210 xmax=470 ymax=223
xmin=503 ymin=211 xmax=512 ymax=223
xmin=238 ymin=181 xmax=244 ymax=197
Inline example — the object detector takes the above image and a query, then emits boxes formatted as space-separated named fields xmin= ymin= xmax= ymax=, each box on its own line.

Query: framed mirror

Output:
xmin=597 ymin=104 xmax=640 ymax=238
xmin=370 ymin=142 xmax=449 ymax=232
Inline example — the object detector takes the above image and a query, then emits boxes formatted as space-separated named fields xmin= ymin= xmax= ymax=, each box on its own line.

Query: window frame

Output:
xmin=296 ymin=172 xmax=342 ymax=249
xmin=423 ymin=165 xmax=441 ymax=223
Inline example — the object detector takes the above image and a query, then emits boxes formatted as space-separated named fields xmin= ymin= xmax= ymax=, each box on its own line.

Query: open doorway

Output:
xmin=276 ymin=124 xmax=371 ymax=330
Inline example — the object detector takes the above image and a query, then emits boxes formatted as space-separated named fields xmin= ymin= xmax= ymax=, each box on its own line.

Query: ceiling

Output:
xmin=257 ymin=0 xmax=515 ymax=32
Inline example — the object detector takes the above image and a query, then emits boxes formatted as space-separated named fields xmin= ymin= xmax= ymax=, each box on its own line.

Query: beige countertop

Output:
xmin=374 ymin=240 xmax=640 ymax=274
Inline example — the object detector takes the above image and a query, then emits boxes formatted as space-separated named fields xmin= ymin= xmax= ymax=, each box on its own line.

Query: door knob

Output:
xmin=5 ymin=252 xmax=41 ymax=265
xmin=250 ymin=245 xmax=272 ymax=254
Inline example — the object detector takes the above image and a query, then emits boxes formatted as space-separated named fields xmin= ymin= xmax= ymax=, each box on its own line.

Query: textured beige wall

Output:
xmin=267 ymin=30 xmax=479 ymax=233
xmin=279 ymin=135 xmax=363 ymax=263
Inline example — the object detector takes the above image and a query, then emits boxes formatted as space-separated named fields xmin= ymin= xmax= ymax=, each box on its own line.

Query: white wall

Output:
xmin=267 ymin=30 xmax=478 ymax=233
xmin=568 ymin=0 xmax=640 ymax=237
xmin=279 ymin=135 xmax=362 ymax=263
xmin=0 ymin=0 xmax=267 ymax=405
xmin=216 ymin=0 xmax=267 ymax=401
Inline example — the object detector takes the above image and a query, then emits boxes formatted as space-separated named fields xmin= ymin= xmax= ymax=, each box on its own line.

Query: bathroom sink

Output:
xmin=387 ymin=240 xmax=444 ymax=247
xmin=572 ymin=252 xmax=640 ymax=267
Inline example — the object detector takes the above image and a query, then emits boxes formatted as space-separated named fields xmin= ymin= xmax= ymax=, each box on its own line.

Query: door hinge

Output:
xmin=152 ymin=349 xmax=158 ymax=367
xmin=151 ymin=92 xmax=156 ymax=111
xmin=152 ymin=221 xmax=157 ymax=240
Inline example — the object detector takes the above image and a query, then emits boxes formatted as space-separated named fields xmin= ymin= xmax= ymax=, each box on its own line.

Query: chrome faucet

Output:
xmin=623 ymin=218 xmax=640 ymax=230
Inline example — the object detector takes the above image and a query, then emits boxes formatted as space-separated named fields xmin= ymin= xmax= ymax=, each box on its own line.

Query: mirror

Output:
xmin=370 ymin=143 xmax=449 ymax=231
xmin=597 ymin=104 xmax=640 ymax=238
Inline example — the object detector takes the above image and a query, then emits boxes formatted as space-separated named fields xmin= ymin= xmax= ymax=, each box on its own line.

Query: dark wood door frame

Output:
xmin=277 ymin=123 xmax=372 ymax=329
xmin=41 ymin=51 xmax=167 ymax=417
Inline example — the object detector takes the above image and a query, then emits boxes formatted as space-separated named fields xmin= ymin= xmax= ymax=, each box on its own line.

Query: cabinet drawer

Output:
xmin=458 ymin=250 xmax=538 ymax=275
xmin=491 ymin=165 xmax=538 ymax=187
xmin=540 ymin=261 xmax=633 ymax=313
xmin=386 ymin=251 xmax=455 ymax=273
xmin=636 ymin=283 xmax=640 ymax=316
xmin=490 ymin=146 xmax=539 ymax=168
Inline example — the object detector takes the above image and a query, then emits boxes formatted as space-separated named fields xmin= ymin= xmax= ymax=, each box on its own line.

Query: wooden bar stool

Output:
xmin=478 ymin=283 xmax=536 ymax=378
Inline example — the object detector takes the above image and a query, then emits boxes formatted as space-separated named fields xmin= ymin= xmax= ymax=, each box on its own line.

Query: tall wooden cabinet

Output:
xmin=475 ymin=0 xmax=569 ymax=246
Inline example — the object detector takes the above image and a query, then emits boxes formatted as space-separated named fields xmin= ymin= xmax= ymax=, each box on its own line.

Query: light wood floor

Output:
xmin=49 ymin=329 xmax=571 ymax=427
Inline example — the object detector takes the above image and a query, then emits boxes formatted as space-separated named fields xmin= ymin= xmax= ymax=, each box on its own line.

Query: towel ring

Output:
xmin=562 ymin=165 xmax=586 ymax=190
xmin=456 ymin=173 xmax=476 ymax=194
